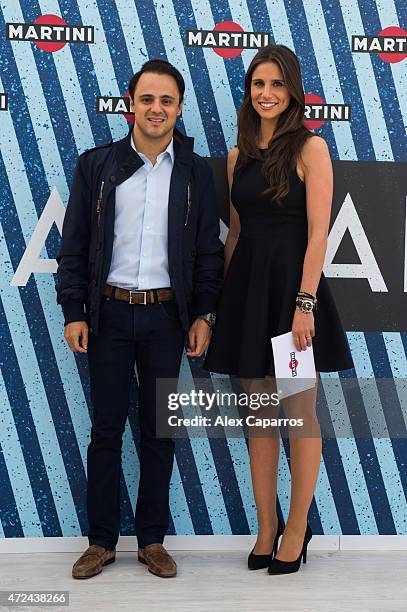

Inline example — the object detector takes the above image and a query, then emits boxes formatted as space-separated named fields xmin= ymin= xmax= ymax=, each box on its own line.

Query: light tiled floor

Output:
xmin=0 ymin=550 xmax=406 ymax=612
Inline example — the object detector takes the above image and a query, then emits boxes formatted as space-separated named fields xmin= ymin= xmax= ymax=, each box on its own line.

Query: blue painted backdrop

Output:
xmin=0 ymin=0 xmax=406 ymax=539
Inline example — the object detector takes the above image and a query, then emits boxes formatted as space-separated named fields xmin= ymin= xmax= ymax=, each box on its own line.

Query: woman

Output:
xmin=204 ymin=44 xmax=353 ymax=575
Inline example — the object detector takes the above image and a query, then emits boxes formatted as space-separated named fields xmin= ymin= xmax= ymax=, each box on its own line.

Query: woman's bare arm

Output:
xmin=224 ymin=147 xmax=241 ymax=276
xmin=299 ymin=135 xmax=332 ymax=295
xmin=291 ymin=135 xmax=333 ymax=351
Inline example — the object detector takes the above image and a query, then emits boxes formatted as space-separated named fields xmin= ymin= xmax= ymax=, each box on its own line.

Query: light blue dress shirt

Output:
xmin=106 ymin=135 xmax=174 ymax=290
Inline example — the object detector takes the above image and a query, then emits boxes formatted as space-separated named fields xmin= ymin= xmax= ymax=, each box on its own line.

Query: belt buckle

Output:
xmin=129 ymin=290 xmax=147 ymax=305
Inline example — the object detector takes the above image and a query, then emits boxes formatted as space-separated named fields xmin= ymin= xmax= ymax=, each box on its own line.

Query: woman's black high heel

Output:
xmin=267 ymin=523 xmax=312 ymax=575
xmin=248 ymin=516 xmax=284 ymax=570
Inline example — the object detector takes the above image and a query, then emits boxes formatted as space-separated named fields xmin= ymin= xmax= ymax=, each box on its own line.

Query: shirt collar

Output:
xmin=131 ymin=132 xmax=174 ymax=165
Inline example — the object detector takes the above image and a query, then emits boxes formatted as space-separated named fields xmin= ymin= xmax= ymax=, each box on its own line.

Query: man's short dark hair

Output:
xmin=128 ymin=59 xmax=185 ymax=103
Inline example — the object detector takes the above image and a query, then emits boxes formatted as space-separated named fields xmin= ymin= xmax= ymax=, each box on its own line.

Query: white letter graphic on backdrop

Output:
xmin=7 ymin=24 xmax=23 ymax=39
xmin=11 ymin=188 xmax=65 ymax=286
xmin=324 ymin=193 xmax=388 ymax=291
xmin=12 ymin=191 xmax=392 ymax=291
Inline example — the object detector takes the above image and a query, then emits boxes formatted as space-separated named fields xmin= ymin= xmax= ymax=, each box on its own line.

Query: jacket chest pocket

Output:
xmin=184 ymin=182 xmax=193 ymax=227
xmin=96 ymin=180 xmax=105 ymax=227
xmin=91 ymin=179 xmax=110 ymax=259
xmin=183 ymin=184 xmax=199 ymax=252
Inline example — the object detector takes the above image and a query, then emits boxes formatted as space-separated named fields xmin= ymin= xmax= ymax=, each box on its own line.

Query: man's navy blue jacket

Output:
xmin=56 ymin=128 xmax=224 ymax=334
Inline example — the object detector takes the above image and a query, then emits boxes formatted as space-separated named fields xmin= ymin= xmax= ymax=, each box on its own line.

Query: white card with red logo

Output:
xmin=271 ymin=332 xmax=316 ymax=399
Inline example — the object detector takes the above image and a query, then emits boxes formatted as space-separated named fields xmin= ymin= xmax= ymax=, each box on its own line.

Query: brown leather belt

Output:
xmin=103 ymin=284 xmax=174 ymax=305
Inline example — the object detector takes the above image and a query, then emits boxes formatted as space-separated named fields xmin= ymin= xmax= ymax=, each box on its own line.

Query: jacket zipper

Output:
xmin=96 ymin=180 xmax=105 ymax=226
xmin=184 ymin=183 xmax=191 ymax=226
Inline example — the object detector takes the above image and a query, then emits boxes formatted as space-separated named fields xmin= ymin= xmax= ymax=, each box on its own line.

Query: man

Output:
xmin=56 ymin=59 xmax=223 ymax=579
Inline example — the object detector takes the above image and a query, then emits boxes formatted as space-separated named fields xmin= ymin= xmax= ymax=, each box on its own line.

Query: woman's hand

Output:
xmin=292 ymin=308 xmax=315 ymax=351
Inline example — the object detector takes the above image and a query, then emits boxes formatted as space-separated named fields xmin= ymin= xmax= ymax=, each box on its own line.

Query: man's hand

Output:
xmin=186 ymin=318 xmax=211 ymax=358
xmin=64 ymin=321 xmax=89 ymax=353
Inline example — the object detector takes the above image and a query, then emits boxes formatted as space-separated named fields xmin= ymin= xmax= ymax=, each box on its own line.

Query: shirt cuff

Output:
xmin=61 ymin=300 xmax=88 ymax=326
xmin=192 ymin=292 xmax=218 ymax=318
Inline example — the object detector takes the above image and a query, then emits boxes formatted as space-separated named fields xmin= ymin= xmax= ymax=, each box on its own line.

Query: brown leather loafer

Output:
xmin=138 ymin=543 xmax=177 ymax=578
xmin=72 ymin=544 xmax=116 ymax=579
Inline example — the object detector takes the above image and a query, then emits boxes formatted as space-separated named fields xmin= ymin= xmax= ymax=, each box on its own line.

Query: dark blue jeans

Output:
xmin=86 ymin=295 xmax=185 ymax=549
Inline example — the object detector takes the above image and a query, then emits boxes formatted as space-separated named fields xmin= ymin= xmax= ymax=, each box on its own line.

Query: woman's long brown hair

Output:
xmin=236 ymin=44 xmax=313 ymax=205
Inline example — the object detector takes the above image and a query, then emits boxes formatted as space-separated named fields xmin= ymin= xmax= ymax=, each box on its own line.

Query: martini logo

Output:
xmin=0 ymin=93 xmax=8 ymax=111
xmin=304 ymin=94 xmax=351 ymax=130
xmin=352 ymin=26 xmax=407 ymax=63
xmin=96 ymin=94 xmax=134 ymax=123
xmin=289 ymin=352 xmax=298 ymax=377
xmin=186 ymin=21 xmax=270 ymax=58
xmin=6 ymin=14 xmax=94 ymax=52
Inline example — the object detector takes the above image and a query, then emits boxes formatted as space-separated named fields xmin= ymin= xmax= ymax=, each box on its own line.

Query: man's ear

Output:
xmin=177 ymin=101 xmax=183 ymax=116
xmin=129 ymin=95 xmax=135 ymax=113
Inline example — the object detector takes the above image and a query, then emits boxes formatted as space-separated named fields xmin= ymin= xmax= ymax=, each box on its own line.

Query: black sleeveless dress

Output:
xmin=204 ymin=152 xmax=354 ymax=378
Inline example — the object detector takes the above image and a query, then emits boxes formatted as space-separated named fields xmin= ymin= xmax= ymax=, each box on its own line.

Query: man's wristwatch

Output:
xmin=198 ymin=312 xmax=216 ymax=328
